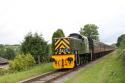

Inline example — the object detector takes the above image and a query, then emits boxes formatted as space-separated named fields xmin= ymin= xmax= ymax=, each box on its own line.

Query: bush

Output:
xmin=0 ymin=68 xmax=8 ymax=76
xmin=9 ymin=53 xmax=36 ymax=71
xmin=0 ymin=45 xmax=16 ymax=60
xmin=116 ymin=34 xmax=125 ymax=47
xmin=4 ymin=48 xmax=16 ymax=60
xmin=119 ymin=38 xmax=125 ymax=49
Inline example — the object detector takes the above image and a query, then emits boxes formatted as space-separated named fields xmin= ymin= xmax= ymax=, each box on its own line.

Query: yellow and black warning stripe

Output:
xmin=54 ymin=38 xmax=70 ymax=54
xmin=55 ymin=38 xmax=70 ymax=50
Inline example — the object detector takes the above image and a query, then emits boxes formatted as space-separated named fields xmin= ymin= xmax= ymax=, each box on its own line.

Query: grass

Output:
xmin=0 ymin=63 xmax=54 ymax=83
xmin=65 ymin=49 xmax=125 ymax=83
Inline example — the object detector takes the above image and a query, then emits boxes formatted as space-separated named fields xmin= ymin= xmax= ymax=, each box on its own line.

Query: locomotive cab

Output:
xmin=51 ymin=37 xmax=75 ymax=69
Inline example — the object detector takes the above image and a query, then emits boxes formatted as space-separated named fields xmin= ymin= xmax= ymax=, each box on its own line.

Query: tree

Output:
xmin=0 ymin=44 xmax=5 ymax=58
xmin=21 ymin=32 xmax=49 ymax=64
xmin=52 ymin=29 xmax=65 ymax=53
xmin=120 ymin=38 xmax=125 ymax=49
xmin=0 ymin=45 xmax=16 ymax=60
xmin=52 ymin=29 xmax=65 ymax=39
xmin=4 ymin=48 xmax=16 ymax=60
xmin=80 ymin=24 xmax=99 ymax=40
xmin=116 ymin=34 xmax=125 ymax=48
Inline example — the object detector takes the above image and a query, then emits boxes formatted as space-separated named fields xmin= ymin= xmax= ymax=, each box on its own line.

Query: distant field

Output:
xmin=4 ymin=45 xmax=20 ymax=53
xmin=0 ymin=63 xmax=54 ymax=83
xmin=65 ymin=49 xmax=125 ymax=83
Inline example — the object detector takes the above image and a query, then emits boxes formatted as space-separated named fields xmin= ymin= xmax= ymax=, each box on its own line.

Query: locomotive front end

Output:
xmin=51 ymin=38 xmax=75 ymax=69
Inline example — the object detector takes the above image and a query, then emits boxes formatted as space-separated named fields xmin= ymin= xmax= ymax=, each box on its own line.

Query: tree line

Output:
xmin=0 ymin=24 xmax=100 ymax=64
xmin=1 ymin=23 xmax=124 ymax=71
xmin=0 ymin=44 xmax=19 ymax=60
xmin=19 ymin=23 xmax=125 ymax=65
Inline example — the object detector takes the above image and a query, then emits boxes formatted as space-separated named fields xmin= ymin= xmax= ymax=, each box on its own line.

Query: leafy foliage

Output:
xmin=21 ymin=32 xmax=49 ymax=63
xmin=52 ymin=29 xmax=65 ymax=53
xmin=119 ymin=39 xmax=125 ymax=49
xmin=52 ymin=29 xmax=65 ymax=39
xmin=0 ymin=44 xmax=16 ymax=60
xmin=0 ymin=44 xmax=5 ymax=57
xmin=9 ymin=53 xmax=36 ymax=71
xmin=80 ymin=24 xmax=99 ymax=40
xmin=116 ymin=34 xmax=125 ymax=48
xmin=0 ymin=68 xmax=8 ymax=76
xmin=4 ymin=48 xmax=16 ymax=59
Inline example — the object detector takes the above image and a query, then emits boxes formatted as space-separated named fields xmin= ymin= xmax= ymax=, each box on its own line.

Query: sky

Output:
xmin=0 ymin=0 xmax=125 ymax=45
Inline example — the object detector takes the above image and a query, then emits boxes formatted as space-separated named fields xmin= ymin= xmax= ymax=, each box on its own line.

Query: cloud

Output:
xmin=0 ymin=0 xmax=125 ymax=44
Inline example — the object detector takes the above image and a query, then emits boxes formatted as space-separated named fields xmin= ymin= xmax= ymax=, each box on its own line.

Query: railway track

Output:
xmin=20 ymin=64 xmax=86 ymax=83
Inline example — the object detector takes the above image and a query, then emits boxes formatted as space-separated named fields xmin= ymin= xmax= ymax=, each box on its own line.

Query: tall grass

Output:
xmin=0 ymin=63 xmax=54 ymax=83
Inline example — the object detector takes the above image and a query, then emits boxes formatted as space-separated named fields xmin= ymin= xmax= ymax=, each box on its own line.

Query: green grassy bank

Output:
xmin=0 ymin=63 xmax=54 ymax=83
xmin=65 ymin=49 xmax=125 ymax=83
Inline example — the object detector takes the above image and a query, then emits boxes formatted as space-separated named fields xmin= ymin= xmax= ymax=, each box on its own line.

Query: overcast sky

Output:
xmin=0 ymin=0 xmax=125 ymax=45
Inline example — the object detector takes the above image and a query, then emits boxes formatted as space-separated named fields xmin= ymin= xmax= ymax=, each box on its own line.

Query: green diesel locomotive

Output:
xmin=51 ymin=33 xmax=114 ymax=69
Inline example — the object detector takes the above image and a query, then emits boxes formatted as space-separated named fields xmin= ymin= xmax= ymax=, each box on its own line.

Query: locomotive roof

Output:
xmin=68 ymin=33 xmax=87 ymax=39
xmin=54 ymin=33 xmax=87 ymax=40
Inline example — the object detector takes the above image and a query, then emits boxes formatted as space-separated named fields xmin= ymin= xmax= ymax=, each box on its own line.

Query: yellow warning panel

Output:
xmin=51 ymin=54 xmax=75 ymax=69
